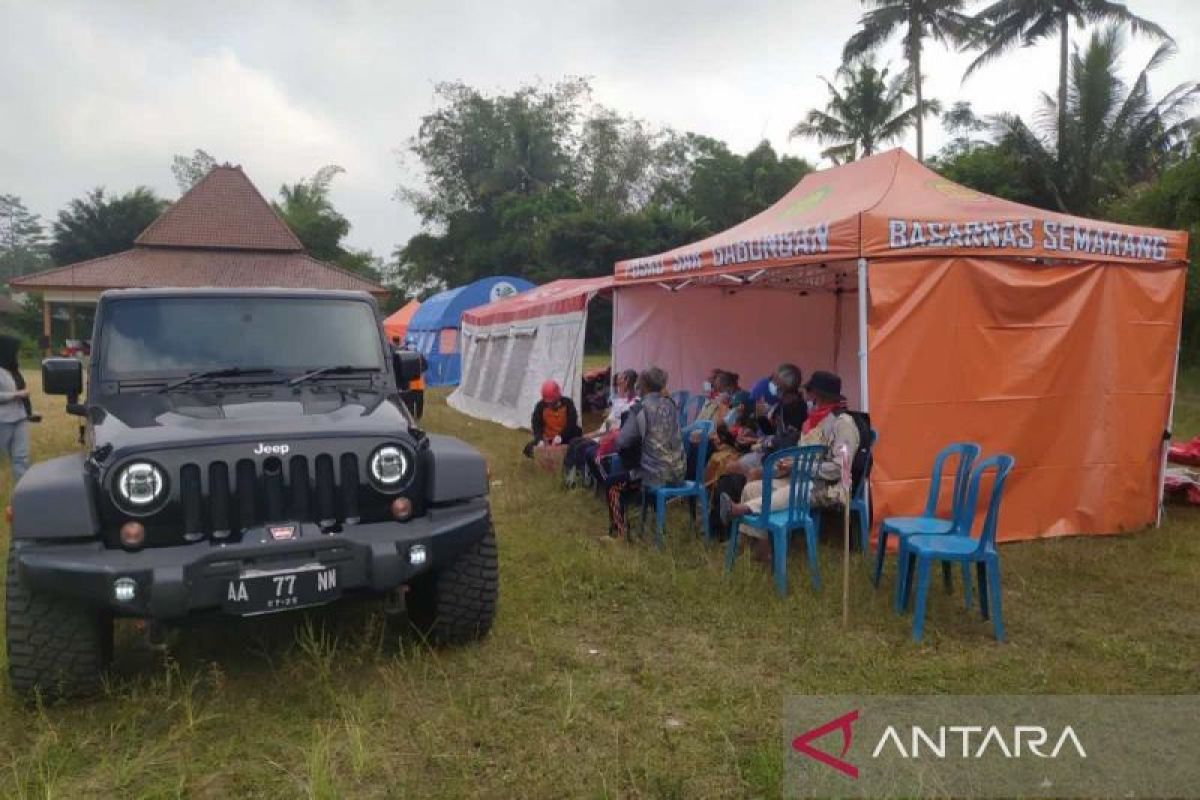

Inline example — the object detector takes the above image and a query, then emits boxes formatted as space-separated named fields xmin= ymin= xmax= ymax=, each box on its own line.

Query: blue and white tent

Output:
xmin=405 ymin=275 xmax=535 ymax=386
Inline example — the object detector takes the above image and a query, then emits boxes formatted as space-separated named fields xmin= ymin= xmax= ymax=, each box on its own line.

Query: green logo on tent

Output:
xmin=784 ymin=186 xmax=831 ymax=217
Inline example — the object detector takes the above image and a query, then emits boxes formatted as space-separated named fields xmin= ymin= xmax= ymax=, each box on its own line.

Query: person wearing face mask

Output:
xmin=564 ymin=369 xmax=639 ymax=488
xmin=696 ymin=370 xmax=737 ymax=425
xmin=720 ymin=371 xmax=860 ymax=562
xmin=740 ymin=364 xmax=806 ymax=469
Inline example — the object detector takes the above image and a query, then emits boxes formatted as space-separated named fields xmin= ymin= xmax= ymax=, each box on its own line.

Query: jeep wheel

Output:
xmin=6 ymin=542 xmax=113 ymax=700
xmin=406 ymin=525 xmax=497 ymax=645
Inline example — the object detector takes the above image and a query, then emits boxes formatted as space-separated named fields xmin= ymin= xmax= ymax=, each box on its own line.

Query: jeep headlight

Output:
xmin=114 ymin=461 xmax=167 ymax=512
xmin=369 ymin=445 xmax=410 ymax=491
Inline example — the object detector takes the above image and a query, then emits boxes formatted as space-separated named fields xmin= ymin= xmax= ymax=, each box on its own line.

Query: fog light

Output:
xmin=408 ymin=544 xmax=427 ymax=566
xmin=113 ymin=577 xmax=137 ymax=603
xmin=390 ymin=497 xmax=413 ymax=521
xmin=120 ymin=521 xmax=145 ymax=549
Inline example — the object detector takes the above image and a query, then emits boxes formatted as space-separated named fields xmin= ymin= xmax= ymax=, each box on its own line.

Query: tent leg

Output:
xmin=856 ymin=258 xmax=869 ymax=413
xmin=1158 ymin=309 xmax=1184 ymax=526
xmin=857 ymin=257 xmax=871 ymax=536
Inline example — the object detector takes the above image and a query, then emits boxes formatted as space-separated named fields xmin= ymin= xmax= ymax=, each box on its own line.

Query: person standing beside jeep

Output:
xmin=0 ymin=335 xmax=32 ymax=486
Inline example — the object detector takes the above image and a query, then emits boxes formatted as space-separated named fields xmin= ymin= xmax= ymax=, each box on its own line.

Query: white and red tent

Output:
xmin=448 ymin=276 xmax=614 ymax=429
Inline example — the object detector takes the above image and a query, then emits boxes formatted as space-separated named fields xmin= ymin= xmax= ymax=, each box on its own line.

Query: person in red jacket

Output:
xmin=523 ymin=380 xmax=582 ymax=457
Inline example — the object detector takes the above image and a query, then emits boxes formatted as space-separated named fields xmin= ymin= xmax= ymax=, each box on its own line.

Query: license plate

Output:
xmin=224 ymin=563 xmax=340 ymax=616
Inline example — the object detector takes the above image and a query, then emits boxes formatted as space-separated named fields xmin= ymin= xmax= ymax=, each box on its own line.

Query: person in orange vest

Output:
xmin=523 ymin=380 xmax=581 ymax=458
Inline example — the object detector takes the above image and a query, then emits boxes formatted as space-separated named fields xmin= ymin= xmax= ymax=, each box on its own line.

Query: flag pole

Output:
xmin=839 ymin=444 xmax=851 ymax=626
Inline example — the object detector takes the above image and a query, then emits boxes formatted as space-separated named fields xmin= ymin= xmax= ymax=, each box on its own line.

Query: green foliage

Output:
xmin=931 ymin=142 xmax=1057 ymax=208
xmin=791 ymin=57 xmax=939 ymax=163
xmin=0 ymin=194 xmax=49 ymax=279
xmin=49 ymin=187 xmax=168 ymax=266
xmin=396 ymin=79 xmax=811 ymax=293
xmin=989 ymin=26 xmax=1198 ymax=215
xmin=843 ymin=0 xmax=977 ymax=160
xmin=170 ymin=149 xmax=218 ymax=194
xmin=274 ymin=166 xmax=350 ymax=262
xmin=1104 ymin=154 xmax=1200 ymax=352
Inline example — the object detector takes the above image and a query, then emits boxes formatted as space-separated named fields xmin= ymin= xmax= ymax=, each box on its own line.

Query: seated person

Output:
xmin=736 ymin=363 xmax=807 ymax=473
xmin=564 ymin=369 xmax=639 ymax=487
xmin=704 ymin=390 xmax=757 ymax=485
xmin=603 ymin=367 xmax=687 ymax=539
xmin=696 ymin=370 xmax=738 ymax=426
xmin=720 ymin=371 xmax=860 ymax=561
xmin=523 ymin=380 xmax=582 ymax=458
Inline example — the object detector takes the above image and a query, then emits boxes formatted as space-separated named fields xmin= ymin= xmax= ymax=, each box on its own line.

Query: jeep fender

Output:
xmin=11 ymin=454 xmax=99 ymax=541
xmin=425 ymin=434 xmax=488 ymax=503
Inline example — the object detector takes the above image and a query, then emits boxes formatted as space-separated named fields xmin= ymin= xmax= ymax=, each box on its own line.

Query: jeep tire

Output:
xmin=406 ymin=524 xmax=497 ymax=645
xmin=6 ymin=542 xmax=113 ymax=699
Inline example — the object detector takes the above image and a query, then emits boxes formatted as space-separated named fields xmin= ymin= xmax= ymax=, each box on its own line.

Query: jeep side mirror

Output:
xmin=393 ymin=350 xmax=424 ymax=385
xmin=42 ymin=357 xmax=86 ymax=416
xmin=43 ymin=357 xmax=82 ymax=397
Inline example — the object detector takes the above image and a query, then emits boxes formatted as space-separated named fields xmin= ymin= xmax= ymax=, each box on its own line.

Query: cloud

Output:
xmin=2 ymin=0 xmax=1197 ymax=265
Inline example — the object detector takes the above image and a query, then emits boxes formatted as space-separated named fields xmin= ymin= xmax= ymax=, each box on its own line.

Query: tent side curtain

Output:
xmin=612 ymin=149 xmax=1188 ymax=287
xmin=448 ymin=307 xmax=590 ymax=430
xmin=868 ymin=256 xmax=1184 ymax=543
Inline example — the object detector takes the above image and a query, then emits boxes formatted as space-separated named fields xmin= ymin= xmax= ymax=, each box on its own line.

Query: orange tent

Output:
xmin=382 ymin=299 xmax=420 ymax=344
xmin=613 ymin=149 xmax=1189 ymax=542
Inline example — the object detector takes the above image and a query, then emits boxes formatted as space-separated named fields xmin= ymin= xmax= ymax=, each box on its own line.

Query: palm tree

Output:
xmin=992 ymin=25 xmax=1198 ymax=214
xmin=843 ymin=0 xmax=976 ymax=162
xmin=792 ymin=59 xmax=940 ymax=164
xmin=964 ymin=0 xmax=1171 ymax=162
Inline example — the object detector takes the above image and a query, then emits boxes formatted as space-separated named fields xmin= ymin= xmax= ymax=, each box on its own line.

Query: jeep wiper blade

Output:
xmin=288 ymin=365 xmax=378 ymax=387
xmin=160 ymin=368 xmax=277 ymax=393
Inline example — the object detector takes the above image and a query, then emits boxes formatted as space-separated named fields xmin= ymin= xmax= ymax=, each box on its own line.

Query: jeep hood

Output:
xmin=90 ymin=390 xmax=413 ymax=453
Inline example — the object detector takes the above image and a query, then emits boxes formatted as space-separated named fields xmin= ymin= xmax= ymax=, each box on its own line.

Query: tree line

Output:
xmin=1 ymin=1 xmax=1196 ymax=343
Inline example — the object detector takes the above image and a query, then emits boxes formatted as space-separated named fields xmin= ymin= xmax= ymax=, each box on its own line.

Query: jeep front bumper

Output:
xmin=12 ymin=498 xmax=490 ymax=620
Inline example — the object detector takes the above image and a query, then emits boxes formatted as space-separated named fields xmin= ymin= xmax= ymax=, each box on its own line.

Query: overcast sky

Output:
xmin=2 ymin=0 xmax=1197 ymax=261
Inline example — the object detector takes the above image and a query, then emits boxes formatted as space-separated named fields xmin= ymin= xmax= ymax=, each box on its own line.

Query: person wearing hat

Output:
xmin=523 ymin=379 xmax=582 ymax=458
xmin=720 ymin=370 xmax=860 ymax=561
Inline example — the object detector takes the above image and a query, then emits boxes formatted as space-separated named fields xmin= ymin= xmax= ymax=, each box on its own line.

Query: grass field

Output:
xmin=1 ymin=370 xmax=1198 ymax=798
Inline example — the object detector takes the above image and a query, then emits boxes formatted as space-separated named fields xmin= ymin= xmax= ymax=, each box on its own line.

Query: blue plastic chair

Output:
xmin=641 ymin=420 xmax=714 ymax=547
xmin=681 ymin=394 xmax=706 ymax=427
xmin=872 ymin=442 xmax=981 ymax=595
xmin=670 ymin=390 xmax=690 ymax=414
xmin=724 ymin=445 xmax=825 ymax=596
xmin=849 ymin=429 xmax=878 ymax=553
xmin=897 ymin=454 xmax=1015 ymax=642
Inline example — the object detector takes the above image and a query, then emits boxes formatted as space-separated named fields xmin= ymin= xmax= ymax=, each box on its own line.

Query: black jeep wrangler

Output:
xmin=5 ymin=289 xmax=497 ymax=698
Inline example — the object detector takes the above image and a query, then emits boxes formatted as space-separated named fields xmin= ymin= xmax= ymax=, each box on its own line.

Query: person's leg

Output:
xmin=9 ymin=420 xmax=29 ymax=485
xmin=606 ymin=479 xmax=630 ymax=538
xmin=0 ymin=423 xmax=15 ymax=485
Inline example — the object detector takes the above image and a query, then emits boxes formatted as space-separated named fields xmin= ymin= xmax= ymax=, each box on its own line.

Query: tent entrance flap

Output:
xmin=611 ymin=262 xmax=861 ymax=400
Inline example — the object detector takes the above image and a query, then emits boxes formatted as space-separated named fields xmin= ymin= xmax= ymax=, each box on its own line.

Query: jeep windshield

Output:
xmin=98 ymin=296 xmax=385 ymax=385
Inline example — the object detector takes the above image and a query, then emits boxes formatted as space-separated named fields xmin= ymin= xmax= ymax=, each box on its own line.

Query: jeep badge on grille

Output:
xmin=254 ymin=443 xmax=290 ymax=455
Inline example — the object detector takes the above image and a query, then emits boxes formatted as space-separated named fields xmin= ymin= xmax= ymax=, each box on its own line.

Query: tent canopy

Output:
xmin=615 ymin=149 xmax=1186 ymax=284
xmin=406 ymin=275 xmax=536 ymax=386
xmin=383 ymin=299 xmax=420 ymax=343
xmin=462 ymin=275 xmax=614 ymax=326
xmin=449 ymin=276 xmax=614 ymax=429
xmin=611 ymin=149 xmax=1189 ymax=544
xmin=407 ymin=276 xmax=534 ymax=335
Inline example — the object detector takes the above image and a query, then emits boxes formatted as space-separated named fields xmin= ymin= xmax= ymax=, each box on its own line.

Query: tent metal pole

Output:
xmin=857 ymin=257 xmax=872 ymax=543
xmin=1157 ymin=306 xmax=1184 ymax=527
xmin=856 ymin=258 xmax=869 ymax=413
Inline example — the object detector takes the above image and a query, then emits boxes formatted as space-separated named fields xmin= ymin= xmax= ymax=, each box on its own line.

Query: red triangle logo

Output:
xmin=792 ymin=709 xmax=860 ymax=779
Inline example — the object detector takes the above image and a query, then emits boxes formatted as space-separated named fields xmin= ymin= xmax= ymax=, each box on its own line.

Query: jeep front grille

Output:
xmin=178 ymin=454 xmax=364 ymax=538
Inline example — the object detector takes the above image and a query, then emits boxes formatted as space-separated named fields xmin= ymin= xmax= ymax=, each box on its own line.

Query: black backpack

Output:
xmin=838 ymin=410 xmax=874 ymax=491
